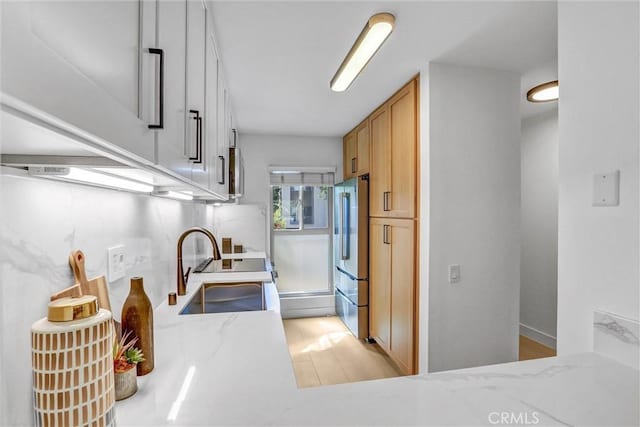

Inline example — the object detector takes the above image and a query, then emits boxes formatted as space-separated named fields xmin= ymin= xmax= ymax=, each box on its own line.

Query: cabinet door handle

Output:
xmin=148 ymin=48 xmax=164 ymax=129
xmin=188 ymin=110 xmax=202 ymax=163
xmin=231 ymin=128 xmax=238 ymax=148
xmin=351 ymin=157 xmax=357 ymax=174
xmin=383 ymin=191 xmax=390 ymax=211
xmin=195 ymin=116 xmax=203 ymax=164
xmin=383 ymin=225 xmax=390 ymax=244
xmin=218 ymin=155 xmax=225 ymax=185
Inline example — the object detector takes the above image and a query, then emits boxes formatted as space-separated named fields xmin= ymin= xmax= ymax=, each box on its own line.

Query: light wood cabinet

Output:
xmin=369 ymin=217 xmax=416 ymax=375
xmin=369 ymin=104 xmax=390 ymax=217
xmin=356 ymin=120 xmax=370 ymax=176
xmin=343 ymin=119 xmax=369 ymax=180
xmin=368 ymin=79 xmax=417 ymax=218
xmin=360 ymin=76 xmax=419 ymax=375
xmin=369 ymin=220 xmax=391 ymax=352
xmin=388 ymin=81 xmax=417 ymax=218
xmin=388 ymin=218 xmax=415 ymax=373
xmin=343 ymin=130 xmax=357 ymax=180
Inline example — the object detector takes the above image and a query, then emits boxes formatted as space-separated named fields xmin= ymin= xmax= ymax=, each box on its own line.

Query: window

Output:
xmin=270 ymin=171 xmax=334 ymax=295
xmin=272 ymin=184 xmax=330 ymax=230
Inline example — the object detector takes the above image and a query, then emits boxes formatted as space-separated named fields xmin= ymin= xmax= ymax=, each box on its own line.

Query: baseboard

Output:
xmin=280 ymin=294 xmax=335 ymax=319
xmin=520 ymin=323 xmax=557 ymax=349
xmin=281 ymin=307 xmax=336 ymax=319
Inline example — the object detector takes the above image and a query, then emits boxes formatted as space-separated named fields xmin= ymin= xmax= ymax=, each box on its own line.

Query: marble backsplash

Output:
xmin=209 ymin=203 xmax=267 ymax=254
xmin=593 ymin=311 xmax=640 ymax=370
xmin=0 ymin=172 xmax=212 ymax=425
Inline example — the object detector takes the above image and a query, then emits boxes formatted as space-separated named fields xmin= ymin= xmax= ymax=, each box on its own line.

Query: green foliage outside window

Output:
xmin=272 ymin=187 xmax=286 ymax=229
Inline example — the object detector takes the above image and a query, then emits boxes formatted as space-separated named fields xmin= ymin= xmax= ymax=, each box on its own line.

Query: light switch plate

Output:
xmin=108 ymin=245 xmax=126 ymax=282
xmin=448 ymin=264 xmax=461 ymax=283
xmin=593 ymin=171 xmax=620 ymax=206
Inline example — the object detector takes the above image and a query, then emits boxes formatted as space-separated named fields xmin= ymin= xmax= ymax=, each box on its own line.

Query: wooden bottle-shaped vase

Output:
xmin=121 ymin=276 xmax=154 ymax=375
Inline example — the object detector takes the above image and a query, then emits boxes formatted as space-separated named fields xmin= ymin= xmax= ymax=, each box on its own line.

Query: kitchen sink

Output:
xmin=179 ymin=282 xmax=265 ymax=315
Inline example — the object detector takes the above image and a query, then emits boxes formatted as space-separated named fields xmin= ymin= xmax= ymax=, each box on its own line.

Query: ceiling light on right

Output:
xmin=330 ymin=12 xmax=395 ymax=92
xmin=527 ymin=80 xmax=559 ymax=102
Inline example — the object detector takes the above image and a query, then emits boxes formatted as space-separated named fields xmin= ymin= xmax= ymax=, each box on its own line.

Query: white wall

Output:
xmin=0 ymin=171 xmax=209 ymax=425
xmin=209 ymin=203 xmax=268 ymax=253
xmin=557 ymin=1 xmax=639 ymax=354
xmin=520 ymin=108 xmax=558 ymax=348
xmin=240 ymin=133 xmax=343 ymax=257
xmin=239 ymin=133 xmax=341 ymax=317
xmin=425 ymin=62 xmax=521 ymax=372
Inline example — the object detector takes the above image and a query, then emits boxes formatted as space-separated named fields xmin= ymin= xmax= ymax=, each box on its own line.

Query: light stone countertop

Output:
xmin=115 ymin=256 xmax=639 ymax=426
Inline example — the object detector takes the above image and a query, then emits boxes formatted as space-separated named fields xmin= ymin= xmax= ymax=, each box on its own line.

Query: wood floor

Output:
xmin=282 ymin=316 xmax=404 ymax=388
xmin=519 ymin=335 xmax=556 ymax=360
xmin=283 ymin=317 xmax=556 ymax=388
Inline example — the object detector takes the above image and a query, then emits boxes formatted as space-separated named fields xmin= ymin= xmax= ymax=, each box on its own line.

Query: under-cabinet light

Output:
xmin=63 ymin=167 xmax=154 ymax=193
xmin=92 ymin=167 xmax=155 ymax=185
xmin=157 ymin=190 xmax=194 ymax=201
xmin=527 ymin=80 xmax=559 ymax=102
xmin=330 ymin=12 xmax=395 ymax=92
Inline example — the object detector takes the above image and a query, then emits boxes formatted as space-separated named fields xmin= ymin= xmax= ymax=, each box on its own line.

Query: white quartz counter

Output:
xmin=116 ymin=267 xmax=639 ymax=426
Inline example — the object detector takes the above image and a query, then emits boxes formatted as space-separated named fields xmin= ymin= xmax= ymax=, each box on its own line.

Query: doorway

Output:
xmin=519 ymin=62 xmax=559 ymax=360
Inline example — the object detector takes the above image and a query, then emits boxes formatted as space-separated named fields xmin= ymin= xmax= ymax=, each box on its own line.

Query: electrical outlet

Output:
xmin=108 ymin=245 xmax=126 ymax=282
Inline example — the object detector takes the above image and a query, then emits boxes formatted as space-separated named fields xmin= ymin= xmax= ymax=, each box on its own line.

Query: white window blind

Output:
xmin=269 ymin=171 xmax=334 ymax=186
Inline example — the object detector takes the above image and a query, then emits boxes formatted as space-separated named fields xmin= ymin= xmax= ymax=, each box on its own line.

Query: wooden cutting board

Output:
xmin=50 ymin=283 xmax=82 ymax=301
xmin=68 ymin=250 xmax=112 ymax=313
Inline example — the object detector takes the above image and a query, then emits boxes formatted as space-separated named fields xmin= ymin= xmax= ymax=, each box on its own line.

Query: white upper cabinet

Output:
xmin=206 ymin=32 xmax=227 ymax=197
xmin=154 ymin=0 xmax=189 ymax=179
xmin=0 ymin=1 xmax=155 ymax=162
xmin=218 ymin=70 xmax=231 ymax=156
xmin=186 ymin=0 xmax=209 ymax=188
xmin=1 ymin=0 xmax=235 ymax=199
xmin=214 ymin=68 xmax=236 ymax=197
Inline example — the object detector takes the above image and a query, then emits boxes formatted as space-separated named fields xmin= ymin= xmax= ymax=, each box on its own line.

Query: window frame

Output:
xmin=269 ymin=183 xmax=334 ymax=297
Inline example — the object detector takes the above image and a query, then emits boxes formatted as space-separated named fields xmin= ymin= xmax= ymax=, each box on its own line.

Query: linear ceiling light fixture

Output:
xmin=330 ymin=12 xmax=395 ymax=92
xmin=527 ymin=80 xmax=559 ymax=102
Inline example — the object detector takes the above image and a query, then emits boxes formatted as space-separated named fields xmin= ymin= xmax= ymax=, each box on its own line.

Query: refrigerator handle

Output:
xmin=338 ymin=190 xmax=343 ymax=260
xmin=341 ymin=193 xmax=350 ymax=260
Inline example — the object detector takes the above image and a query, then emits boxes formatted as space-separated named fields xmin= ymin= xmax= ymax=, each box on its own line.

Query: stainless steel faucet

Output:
xmin=177 ymin=227 xmax=221 ymax=296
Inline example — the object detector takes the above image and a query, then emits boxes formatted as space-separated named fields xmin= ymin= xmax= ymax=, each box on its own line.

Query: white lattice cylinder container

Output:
xmin=31 ymin=300 xmax=115 ymax=427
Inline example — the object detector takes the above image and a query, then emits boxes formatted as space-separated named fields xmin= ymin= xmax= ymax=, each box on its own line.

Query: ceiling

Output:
xmin=209 ymin=1 xmax=557 ymax=137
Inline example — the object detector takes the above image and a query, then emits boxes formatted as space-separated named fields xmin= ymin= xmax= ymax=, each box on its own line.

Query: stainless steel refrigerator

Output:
xmin=334 ymin=176 xmax=369 ymax=339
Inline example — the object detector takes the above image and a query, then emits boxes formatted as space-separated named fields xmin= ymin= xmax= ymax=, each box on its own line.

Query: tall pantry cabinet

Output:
xmin=348 ymin=77 xmax=418 ymax=375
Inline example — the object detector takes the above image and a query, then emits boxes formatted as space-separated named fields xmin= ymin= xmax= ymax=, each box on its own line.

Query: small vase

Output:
xmin=114 ymin=366 xmax=138 ymax=401
xmin=121 ymin=277 xmax=154 ymax=375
